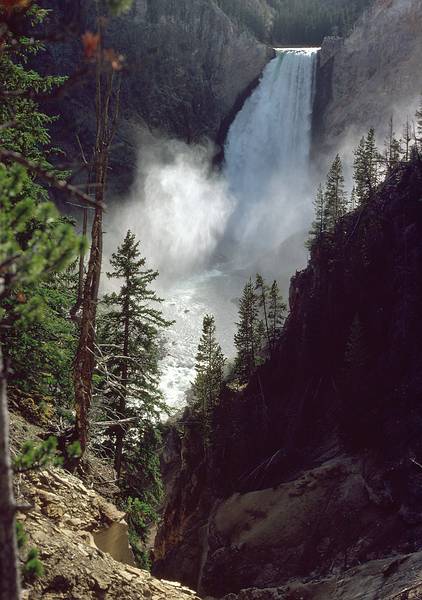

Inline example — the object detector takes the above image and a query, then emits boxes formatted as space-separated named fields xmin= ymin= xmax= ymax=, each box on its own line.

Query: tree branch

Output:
xmin=0 ymin=148 xmax=105 ymax=210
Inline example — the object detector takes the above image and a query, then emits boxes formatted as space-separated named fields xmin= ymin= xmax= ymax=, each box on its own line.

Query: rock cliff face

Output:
xmin=314 ymin=0 xmax=422 ymax=158
xmin=40 ymin=0 xmax=272 ymax=193
xmin=154 ymin=158 xmax=422 ymax=599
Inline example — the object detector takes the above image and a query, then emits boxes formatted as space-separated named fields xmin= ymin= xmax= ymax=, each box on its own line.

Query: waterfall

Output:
xmin=115 ymin=48 xmax=320 ymax=407
xmin=223 ymin=48 xmax=318 ymax=257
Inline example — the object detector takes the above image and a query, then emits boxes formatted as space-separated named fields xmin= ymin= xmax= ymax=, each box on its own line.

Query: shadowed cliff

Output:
xmin=153 ymin=157 xmax=422 ymax=598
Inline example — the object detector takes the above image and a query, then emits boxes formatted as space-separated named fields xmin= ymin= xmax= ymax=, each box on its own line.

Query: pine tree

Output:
xmin=97 ymin=231 xmax=171 ymax=477
xmin=353 ymin=128 xmax=380 ymax=205
xmin=2 ymin=264 xmax=78 ymax=415
xmin=349 ymin=187 xmax=357 ymax=212
xmin=0 ymin=6 xmax=84 ymax=594
xmin=0 ymin=163 xmax=80 ymax=600
xmin=255 ymin=275 xmax=271 ymax=351
xmin=383 ymin=117 xmax=402 ymax=173
xmin=306 ymin=184 xmax=326 ymax=249
xmin=416 ymin=97 xmax=422 ymax=147
xmin=268 ymin=281 xmax=286 ymax=352
xmin=353 ymin=137 xmax=367 ymax=204
xmin=324 ymin=154 xmax=347 ymax=232
xmin=402 ymin=119 xmax=412 ymax=162
xmin=234 ymin=279 xmax=262 ymax=383
xmin=193 ymin=314 xmax=225 ymax=448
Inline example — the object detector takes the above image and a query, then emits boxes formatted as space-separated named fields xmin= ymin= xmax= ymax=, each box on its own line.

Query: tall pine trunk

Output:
xmin=259 ymin=287 xmax=272 ymax=356
xmin=114 ymin=295 xmax=129 ymax=477
xmin=0 ymin=347 xmax=21 ymax=600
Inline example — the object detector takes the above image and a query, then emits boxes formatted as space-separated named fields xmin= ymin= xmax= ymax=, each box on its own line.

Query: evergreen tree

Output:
xmin=193 ymin=314 xmax=225 ymax=448
xmin=306 ymin=184 xmax=326 ymax=249
xmin=0 ymin=4 xmax=83 ymax=408
xmin=353 ymin=128 xmax=380 ymax=205
xmin=415 ymin=98 xmax=422 ymax=154
xmin=0 ymin=7 xmax=66 ymax=165
xmin=97 ymin=230 xmax=171 ymax=477
xmin=255 ymin=275 xmax=286 ymax=356
xmin=383 ymin=117 xmax=402 ymax=173
xmin=120 ymin=422 xmax=163 ymax=569
xmin=268 ymin=281 xmax=286 ymax=352
xmin=324 ymin=154 xmax=347 ymax=231
xmin=255 ymin=274 xmax=271 ymax=351
xmin=0 ymin=164 xmax=80 ymax=600
xmin=349 ymin=187 xmax=357 ymax=212
xmin=3 ymin=264 xmax=78 ymax=417
xmin=234 ymin=279 xmax=262 ymax=383
xmin=402 ymin=119 xmax=412 ymax=162
xmin=353 ymin=136 xmax=367 ymax=204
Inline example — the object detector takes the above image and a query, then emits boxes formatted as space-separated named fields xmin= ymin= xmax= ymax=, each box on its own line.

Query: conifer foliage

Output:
xmin=193 ymin=315 xmax=225 ymax=447
xmin=234 ymin=279 xmax=263 ymax=383
xmin=307 ymin=107 xmax=422 ymax=257
xmin=0 ymin=5 xmax=82 ymax=595
xmin=97 ymin=230 xmax=171 ymax=476
xmin=324 ymin=154 xmax=347 ymax=231
xmin=307 ymin=184 xmax=326 ymax=249
xmin=383 ymin=117 xmax=402 ymax=173
xmin=353 ymin=128 xmax=380 ymax=206
xmin=307 ymin=155 xmax=347 ymax=249
xmin=234 ymin=276 xmax=286 ymax=384
xmin=268 ymin=280 xmax=287 ymax=353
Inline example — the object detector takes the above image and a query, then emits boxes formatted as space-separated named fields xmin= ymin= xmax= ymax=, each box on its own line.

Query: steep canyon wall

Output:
xmin=314 ymin=0 xmax=422 ymax=164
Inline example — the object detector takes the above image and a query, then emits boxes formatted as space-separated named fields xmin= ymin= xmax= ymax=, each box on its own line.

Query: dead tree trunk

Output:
xmin=0 ymin=347 xmax=21 ymax=600
xmin=73 ymin=28 xmax=121 ymax=456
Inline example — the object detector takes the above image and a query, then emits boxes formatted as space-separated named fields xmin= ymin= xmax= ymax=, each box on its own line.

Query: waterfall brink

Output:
xmin=224 ymin=48 xmax=319 ymax=257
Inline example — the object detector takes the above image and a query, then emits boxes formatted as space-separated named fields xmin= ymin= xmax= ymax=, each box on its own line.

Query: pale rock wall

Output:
xmin=314 ymin=0 xmax=422 ymax=163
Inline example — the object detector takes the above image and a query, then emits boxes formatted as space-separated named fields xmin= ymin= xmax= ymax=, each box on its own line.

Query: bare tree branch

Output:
xmin=0 ymin=148 xmax=105 ymax=210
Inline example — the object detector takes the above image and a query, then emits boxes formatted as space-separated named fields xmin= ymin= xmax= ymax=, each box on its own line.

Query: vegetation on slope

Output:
xmin=0 ymin=0 xmax=167 ymax=592
xmin=154 ymin=112 xmax=422 ymax=594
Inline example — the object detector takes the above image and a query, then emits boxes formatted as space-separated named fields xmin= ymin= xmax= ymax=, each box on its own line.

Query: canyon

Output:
xmin=26 ymin=1 xmax=422 ymax=598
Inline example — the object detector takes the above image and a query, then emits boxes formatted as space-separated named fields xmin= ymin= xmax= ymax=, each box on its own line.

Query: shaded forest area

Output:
xmin=215 ymin=0 xmax=374 ymax=45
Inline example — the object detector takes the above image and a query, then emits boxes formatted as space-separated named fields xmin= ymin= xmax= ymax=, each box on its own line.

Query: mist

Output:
xmin=107 ymin=133 xmax=235 ymax=286
xmin=106 ymin=51 xmax=421 ymax=407
xmin=105 ymin=50 xmax=321 ymax=407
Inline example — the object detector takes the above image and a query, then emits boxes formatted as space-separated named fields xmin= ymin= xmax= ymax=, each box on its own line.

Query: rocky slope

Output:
xmin=9 ymin=414 xmax=200 ymax=599
xmin=153 ymin=158 xmax=422 ymax=599
xmin=314 ymin=0 xmax=422 ymax=159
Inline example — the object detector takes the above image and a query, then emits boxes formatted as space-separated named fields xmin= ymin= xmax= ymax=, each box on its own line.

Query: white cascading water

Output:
xmin=112 ymin=48 xmax=319 ymax=407
xmin=224 ymin=48 xmax=318 ymax=257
